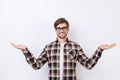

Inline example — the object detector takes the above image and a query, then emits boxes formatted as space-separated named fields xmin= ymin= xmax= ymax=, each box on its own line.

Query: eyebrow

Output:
xmin=57 ymin=26 xmax=68 ymax=28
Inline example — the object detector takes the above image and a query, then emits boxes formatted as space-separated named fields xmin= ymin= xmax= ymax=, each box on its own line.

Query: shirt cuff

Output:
xmin=98 ymin=47 xmax=104 ymax=53
xmin=97 ymin=47 xmax=104 ymax=57
xmin=22 ymin=48 xmax=29 ymax=54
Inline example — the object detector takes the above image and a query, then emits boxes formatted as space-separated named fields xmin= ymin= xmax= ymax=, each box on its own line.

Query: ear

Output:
xmin=54 ymin=27 xmax=56 ymax=30
xmin=68 ymin=27 xmax=70 ymax=31
xmin=54 ymin=28 xmax=57 ymax=33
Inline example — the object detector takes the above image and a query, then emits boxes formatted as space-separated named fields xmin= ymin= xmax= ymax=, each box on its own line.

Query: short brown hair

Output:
xmin=54 ymin=18 xmax=69 ymax=28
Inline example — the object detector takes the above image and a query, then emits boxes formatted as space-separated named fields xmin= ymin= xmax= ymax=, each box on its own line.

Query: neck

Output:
xmin=58 ymin=37 xmax=67 ymax=43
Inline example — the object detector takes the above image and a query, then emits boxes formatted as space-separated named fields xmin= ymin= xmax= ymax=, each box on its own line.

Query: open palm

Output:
xmin=100 ymin=43 xmax=116 ymax=50
xmin=11 ymin=43 xmax=27 ymax=50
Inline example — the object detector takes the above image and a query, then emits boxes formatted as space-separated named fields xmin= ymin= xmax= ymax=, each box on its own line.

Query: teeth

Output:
xmin=60 ymin=34 xmax=64 ymax=35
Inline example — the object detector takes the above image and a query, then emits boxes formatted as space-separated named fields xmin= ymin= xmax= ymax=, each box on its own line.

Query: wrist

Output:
xmin=22 ymin=48 xmax=29 ymax=54
xmin=98 ymin=47 xmax=104 ymax=52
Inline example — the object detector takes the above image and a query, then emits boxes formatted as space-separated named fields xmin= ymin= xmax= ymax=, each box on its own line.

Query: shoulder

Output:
xmin=69 ymin=40 xmax=82 ymax=50
xmin=44 ymin=41 xmax=58 ymax=47
xmin=69 ymin=40 xmax=80 ymax=46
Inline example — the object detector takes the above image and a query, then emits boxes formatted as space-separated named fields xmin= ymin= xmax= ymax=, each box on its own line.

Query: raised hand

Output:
xmin=11 ymin=43 xmax=27 ymax=50
xmin=99 ymin=43 xmax=116 ymax=50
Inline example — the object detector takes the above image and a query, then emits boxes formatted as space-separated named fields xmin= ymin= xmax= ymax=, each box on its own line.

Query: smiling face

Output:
xmin=55 ymin=23 xmax=69 ymax=39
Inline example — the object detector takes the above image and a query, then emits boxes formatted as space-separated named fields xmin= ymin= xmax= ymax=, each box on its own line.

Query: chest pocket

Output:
xmin=68 ymin=49 xmax=78 ymax=60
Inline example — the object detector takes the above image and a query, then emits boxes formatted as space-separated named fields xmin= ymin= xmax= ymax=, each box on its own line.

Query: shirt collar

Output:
xmin=55 ymin=37 xmax=70 ymax=43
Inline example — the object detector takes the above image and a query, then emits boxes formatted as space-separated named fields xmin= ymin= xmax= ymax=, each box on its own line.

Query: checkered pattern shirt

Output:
xmin=22 ymin=39 xmax=103 ymax=80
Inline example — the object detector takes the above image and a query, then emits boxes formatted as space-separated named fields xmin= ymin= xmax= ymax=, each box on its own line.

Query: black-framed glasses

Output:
xmin=56 ymin=27 xmax=68 ymax=31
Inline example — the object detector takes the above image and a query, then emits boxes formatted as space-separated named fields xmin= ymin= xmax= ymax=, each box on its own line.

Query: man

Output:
xmin=11 ymin=18 xmax=116 ymax=80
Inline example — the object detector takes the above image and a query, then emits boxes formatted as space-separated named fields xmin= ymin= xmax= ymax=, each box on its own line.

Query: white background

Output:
xmin=0 ymin=0 xmax=120 ymax=80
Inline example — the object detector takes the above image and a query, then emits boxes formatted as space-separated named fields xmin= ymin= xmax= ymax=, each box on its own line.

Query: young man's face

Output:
xmin=55 ymin=23 xmax=69 ymax=39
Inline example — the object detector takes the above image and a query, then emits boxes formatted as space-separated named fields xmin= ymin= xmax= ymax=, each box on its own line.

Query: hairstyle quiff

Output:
xmin=54 ymin=18 xmax=69 ymax=28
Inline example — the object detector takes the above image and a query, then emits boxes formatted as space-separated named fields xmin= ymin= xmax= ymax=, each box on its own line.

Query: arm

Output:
xmin=77 ymin=43 xmax=116 ymax=70
xmin=11 ymin=43 xmax=48 ymax=70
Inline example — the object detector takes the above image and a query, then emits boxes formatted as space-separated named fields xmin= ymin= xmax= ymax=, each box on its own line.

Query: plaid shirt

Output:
xmin=22 ymin=38 xmax=103 ymax=80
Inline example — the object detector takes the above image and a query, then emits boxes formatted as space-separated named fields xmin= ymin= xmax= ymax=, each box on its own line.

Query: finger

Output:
xmin=11 ymin=43 xmax=19 ymax=48
xmin=107 ymin=43 xmax=116 ymax=49
xmin=11 ymin=43 xmax=16 ymax=47
xmin=109 ymin=43 xmax=116 ymax=47
xmin=111 ymin=43 xmax=116 ymax=46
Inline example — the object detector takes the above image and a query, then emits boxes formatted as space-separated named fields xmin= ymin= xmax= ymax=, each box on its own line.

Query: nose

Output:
xmin=59 ymin=29 xmax=64 ymax=32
